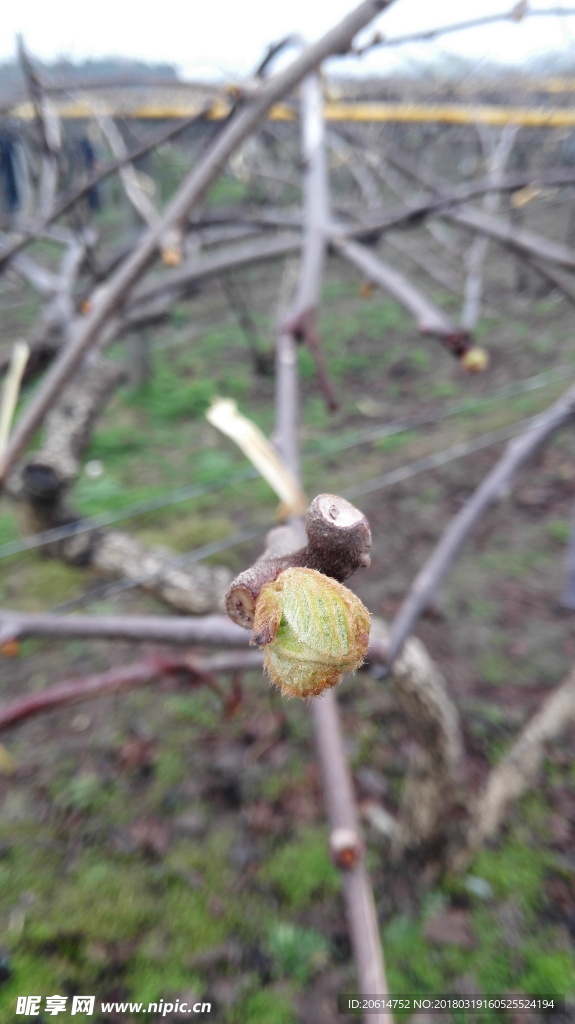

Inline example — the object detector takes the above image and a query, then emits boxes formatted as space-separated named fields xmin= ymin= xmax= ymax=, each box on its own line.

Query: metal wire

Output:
xmin=49 ymin=411 xmax=550 ymax=614
xmin=0 ymin=365 xmax=568 ymax=563
xmin=50 ymin=522 xmax=272 ymax=615
xmin=342 ymin=416 xmax=540 ymax=500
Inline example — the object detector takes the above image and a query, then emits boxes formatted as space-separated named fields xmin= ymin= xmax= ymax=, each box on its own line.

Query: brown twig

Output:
xmin=0 ymin=608 xmax=396 ymax=658
xmin=226 ymin=493 xmax=371 ymax=628
xmin=0 ymin=650 xmax=264 ymax=732
xmin=0 ymin=612 xmax=248 ymax=647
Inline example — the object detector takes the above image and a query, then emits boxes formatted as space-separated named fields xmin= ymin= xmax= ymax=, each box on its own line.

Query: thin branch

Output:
xmin=358 ymin=146 xmax=575 ymax=273
xmin=0 ymin=650 xmax=263 ymax=732
xmin=94 ymin=107 xmax=162 ymax=231
xmin=0 ymin=607 xmax=399 ymax=657
xmin=355 ymin=5 xmax=575 ymax=53
xmin=93 ymin=105 xmax=183 ymax=264
xmin=219 ymin=274 xmax=271 ymax=374
xmin=331 ymin=233 xmax=470 ymax=356
xmin=272 ymin=68 xmax=391 ymax=1020
xmin=283 ymin=74 xmax=338 ymax=411
xmin=386 ymin=379 xmax=575 ymax=666
xmin=522 ymin=255 xmax=575 ymax=308
xmin=347 ymin=166 xmax=575 ymax=238
xmin=0 ymin=612 xmax=248 ymax=647
xmin=334 ymin=124 xmax=463 ymax=259
xmin=445 ymin=203 xmax=575 ymax=272
xmin=368 ymin=620 xmax=463 ymax=861
xmin=384 ymin=232 xmax=463 ymax=296
xmin=461 ymin=125 xmax=519 ymax=330
xmin=17 ymin=35 xmax=62 ymax=219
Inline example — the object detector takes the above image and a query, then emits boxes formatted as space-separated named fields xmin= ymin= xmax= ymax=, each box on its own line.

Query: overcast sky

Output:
xmin=1 ymin=0 xmax=574 ymax=80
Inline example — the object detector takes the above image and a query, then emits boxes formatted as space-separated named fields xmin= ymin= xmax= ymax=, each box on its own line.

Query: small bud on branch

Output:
xmin=225 ymin=494 xmax=371 ymax=698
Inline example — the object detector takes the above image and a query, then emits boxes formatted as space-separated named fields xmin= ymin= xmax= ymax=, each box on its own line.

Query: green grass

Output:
xmin=262 ymin=828 xmax=340 ymax=911
xmin=383 ymin=812 xmax=575 ymax=1013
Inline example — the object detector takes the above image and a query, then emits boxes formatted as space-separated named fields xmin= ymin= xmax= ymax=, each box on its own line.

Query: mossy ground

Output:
xmin=1 ymin=184 xmax=575 ymax=1022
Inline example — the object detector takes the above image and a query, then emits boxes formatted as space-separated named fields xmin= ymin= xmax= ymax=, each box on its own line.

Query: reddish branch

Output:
xmin=386 ymin=379 xmax=575 ymax=666
xmin=0 ymin=650 xmax=264 ymax=732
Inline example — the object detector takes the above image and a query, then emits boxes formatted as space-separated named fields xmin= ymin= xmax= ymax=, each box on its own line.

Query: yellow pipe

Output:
xmin=10 ymin=99 xmax=575 ymax=128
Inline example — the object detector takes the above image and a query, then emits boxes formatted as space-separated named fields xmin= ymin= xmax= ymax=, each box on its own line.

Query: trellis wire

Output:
xmin=0 ymin=365 xmax=568 ymax=563
xmin=47 ymin=409 xmax=557 ymax=614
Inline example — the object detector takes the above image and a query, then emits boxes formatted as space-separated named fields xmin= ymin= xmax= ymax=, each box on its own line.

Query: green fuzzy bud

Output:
xmin=251 ymin=566 xmax=371 ymax=699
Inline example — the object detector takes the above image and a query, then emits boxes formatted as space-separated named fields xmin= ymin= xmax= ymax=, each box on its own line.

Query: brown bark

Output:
xmin=0 ymin=650 xmax=263 ymax=732
xmin=368 ymin=618 xmax=463 ymax=860
xmin=91 ymin=531 xmax=232 ymax=615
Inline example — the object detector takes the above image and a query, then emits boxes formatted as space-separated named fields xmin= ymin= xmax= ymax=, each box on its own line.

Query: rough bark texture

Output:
xmin=450 ymin=661 xmax=575 ymax=872
xmin=369 ymin=618 xmax=464 ymax=860
xmin=9 ymin=357 xmax=232 ymax=608
xmin=92 ymin=531 xmax=232 ymax=615
xmin=8 ymin=357 xmax=126 ymax=557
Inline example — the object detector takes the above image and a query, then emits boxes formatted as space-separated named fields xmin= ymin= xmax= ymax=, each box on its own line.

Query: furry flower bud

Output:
xmin=251 ymin=567 xmax=371 ymax=699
